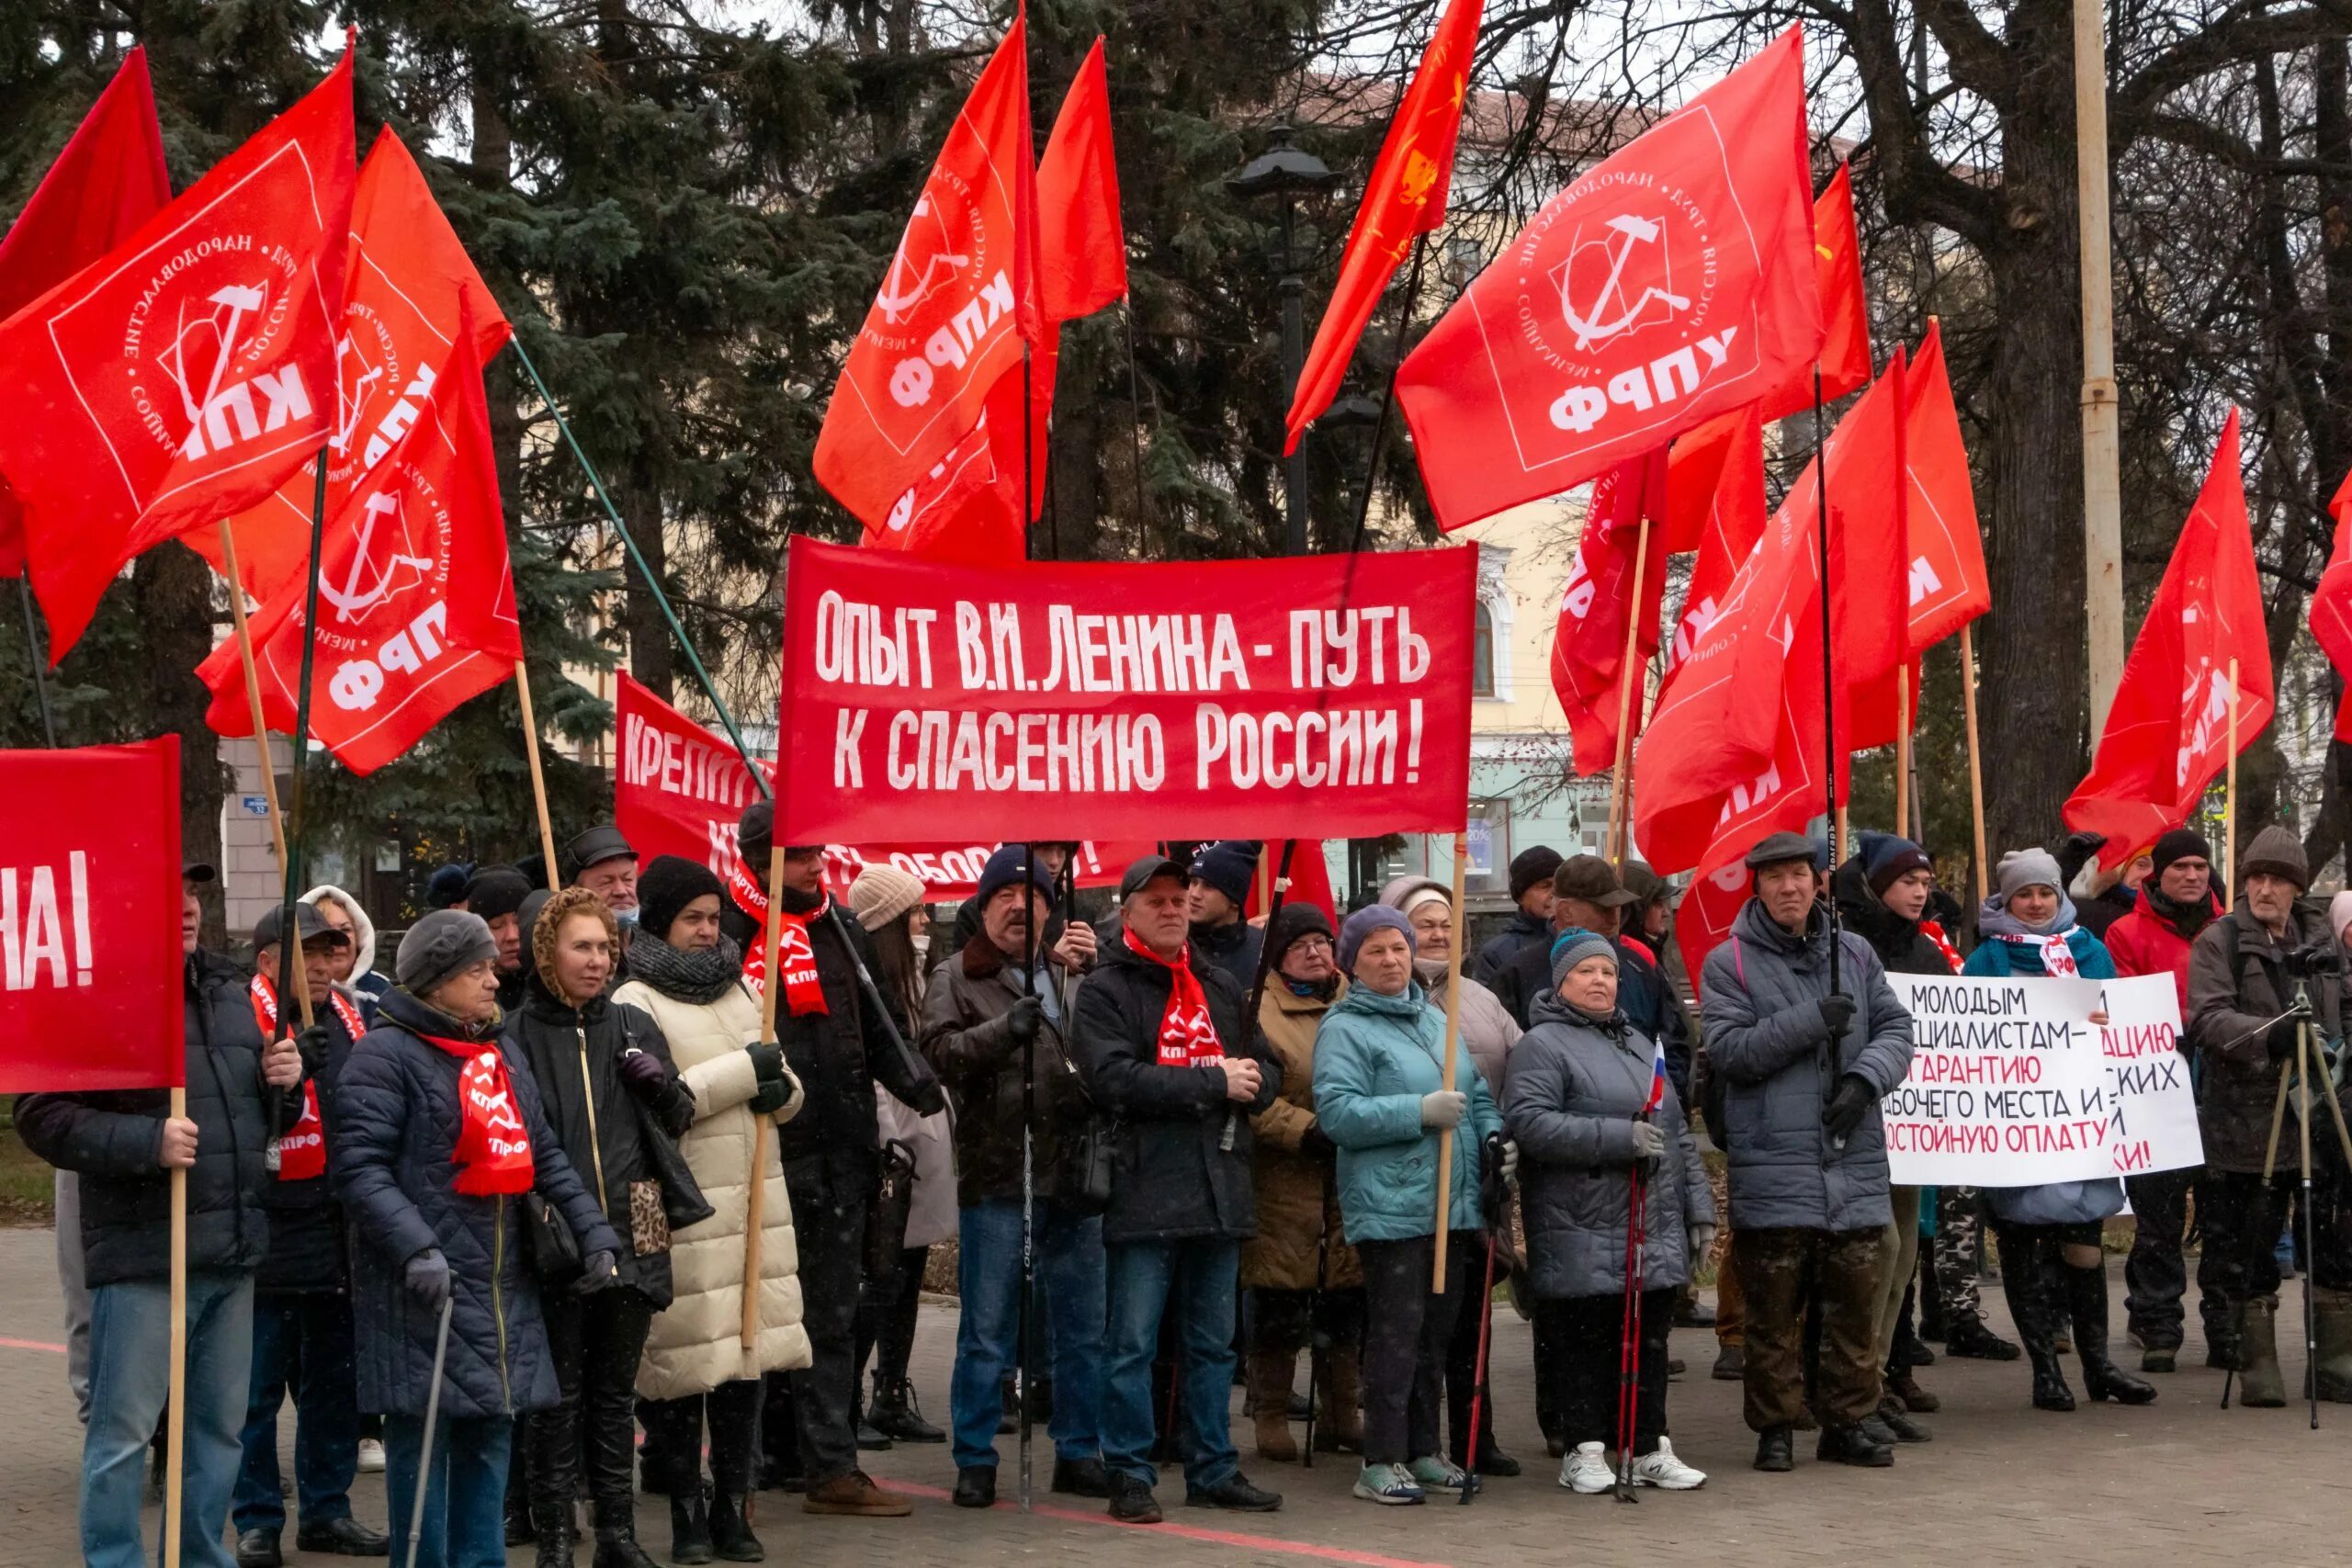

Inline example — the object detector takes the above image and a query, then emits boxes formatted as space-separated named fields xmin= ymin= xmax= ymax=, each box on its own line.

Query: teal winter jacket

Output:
xmin=1312 ymin=980 xmax=1504 ymax=1244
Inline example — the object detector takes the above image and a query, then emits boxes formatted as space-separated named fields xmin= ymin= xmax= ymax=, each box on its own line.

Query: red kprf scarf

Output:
xmin=1919 ymin=918 xmax=1963 ymax=975
xmin=1121 ymin=928 xmax=1224 ymax=1066
xmin=416 ymin=1033 xmax=537 ymax=1195
xmin=249 ymin=976 xmax=359 ymax=1182
xmin=729 ymin=854 xmax=830 ymax=1017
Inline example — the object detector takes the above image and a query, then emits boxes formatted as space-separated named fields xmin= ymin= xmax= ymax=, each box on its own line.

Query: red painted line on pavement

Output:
xmin=888 ymin=1479 xmax=1455 ymax=1568
xmin=0 ymin=1337 xmax=67 ymax=1354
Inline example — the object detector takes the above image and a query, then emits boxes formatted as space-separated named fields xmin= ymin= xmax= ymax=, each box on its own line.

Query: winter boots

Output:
xmin=1999 ymin=1247 xmax=2074 ymax=1412
xmin=2064 ymin=1263 xmax=2156 ymax=1405
xmin=669 ymin=1489 xmax=714 ymax=1565
xmin=867 ymin=1377 xmax=946 ymax=1444
xmin=1249 ymin=1354 xmax=1300 ymax=1461
xmin=2311 ymin=1286 xmax=2352 ymax=1401
xmin=591 ymin=1523 xmax=662 ymax=1568
xmin=529 ymin=1505 xmax=576 ymax=1568
xmin=2236 ymin=1297 xmax=2288 ymax=1407
xmin=1313 ymin=1345 xmax=1364 ymax=1455
xmin=707 ymin=1489 xmax=764 ymax=1561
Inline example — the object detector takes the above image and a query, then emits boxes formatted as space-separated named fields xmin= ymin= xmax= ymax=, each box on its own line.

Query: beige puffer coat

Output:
xmin=613 ymin=975 xmax=812 ymax=1397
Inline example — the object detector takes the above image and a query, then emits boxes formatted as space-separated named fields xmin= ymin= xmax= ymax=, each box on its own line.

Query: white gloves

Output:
xmin=1690 ymin=1223 xmax=1718 ymax=1260
xmin=1628 ymin=1120 xmax=1666 ymax=1159
xmin=1419 ymin=1089 xmax=1468 ymax=1130
xmin=1498 ymin=1137 xmax=1520 ymax=1184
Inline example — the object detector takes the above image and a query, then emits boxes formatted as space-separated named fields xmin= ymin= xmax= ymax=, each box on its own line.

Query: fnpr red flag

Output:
xmin=1657 ymin=404 xmax=1768 ymax=698
xmin=817 ymin=16 xmax=1039 ymax=538
xmin=1758 ymin=162 xmax=1871 ymax=422
xmin=1900 ymin=319 xmax=1988 ymax=653
xmin=1549 ymin=450 xmax=1669 ymax=775
xmin=1284 ymin=0 xmax=1480 ymax=453
xmin=2064 ymin=411 xmax=2275 ymax=863
xmin=2313 ymin=467 xmax=2352 ymax=741
xmin=0 ymin=738 xmax=185 ymax=1092
xmin=192 ymin=129 xmax=513 ymax=604
xmin=1395 ymin=28 xmax=1821 ymax=530
xmin=0 ymin=45 xmax=356 ymax=660
xmin=1037 ymin=39 xmax=1127 ymax=324
xmin=198 ymin=316 xmax=521 ymax=775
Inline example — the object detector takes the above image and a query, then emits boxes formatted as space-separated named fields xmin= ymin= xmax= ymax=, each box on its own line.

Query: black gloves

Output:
xmin=1823 ymin=1074 xmax=1876 ymax=1142
xmin=1006 ymin=995 xmax=1044 ymax=1044
xmin=404 ymin=1247 xmax=451 ymax=1311
xmin=1816 ymin=994 xmax=1857 ymax=1042
xmin=2267 ymin=1015 xmax=2303 ymax=1064
xmin=750 ymin=1077 xmax=793 ymax=1116
xmin=294 ymin=1022 xmax=332 ymax=1075
xmin=618 ymin=1047 xmax=669 ymax=1102
xmin=575 ymin=1250 xmax=619 ymax=1296
xmin=746 ymin=1043 xmax=785 ymax=1085
xmin=1299 ymin=1122 xmax=1337 ymax=1160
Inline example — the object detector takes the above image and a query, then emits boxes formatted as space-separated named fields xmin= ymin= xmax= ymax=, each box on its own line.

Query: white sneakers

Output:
xmin=1558 ymin=1438 xmax=1707 ymax=1493
xmin=356 ymin=1438 xmax=386 ymax=1474
xmin=1352 ymin=1462 xmax=1426 ymax=1506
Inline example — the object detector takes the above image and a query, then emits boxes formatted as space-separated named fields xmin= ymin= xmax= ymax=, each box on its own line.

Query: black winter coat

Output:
xmin=503 ymin=972 xmax=705 ymax=1310
xmin=333 ymin=987 xmax=621 ymax=1421
xmin=256 ymin=985 xmax=368 ymax=1293
xmin=1472 ymin=910 xmax=1551 ymax=989
xmin=921 ymin=934 xmax=1091 ymax=1206
xmin=1069 ymin=938 xmax=1281 ymax=1244
xmin=1188 ymin=918 xmax=1264 ymax=997
xmin=1831 ymin=860 xmax=1957 ymax=978
xmin=18 ymin=951 xmax=278 ymax=1288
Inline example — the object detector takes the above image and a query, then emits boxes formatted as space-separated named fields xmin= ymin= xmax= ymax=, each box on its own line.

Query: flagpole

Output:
xmin=216 ymin=523 xmax=313 ymax=1041
xmin=1342 ymin=234 xmax=1431 ymax=561
xmin=1430 ymin=832 xmax=1468 ymax=1291
xmin=1894 ymin=664 xmax=1910 ymax=847
xmin=2225 ymin=656 xmax=2239 ymax=909
xmin=1960 ymin=625 xmax=1989 ymax=906
xmin=1813 ymin=369 xmax=1842 ymax=992
xmin=1017 ymin=339 xmax=1037 ymax=1517
xmin=1123 ymin=293 xmax=1151 ymax=523
xmin=515 ymin=660 xmax=561 ymax=880
xmin=743 ymin=846 xmax=786 ymax=1353
xmin=1607 ymin=514 xmax=1652 ymax=867
xmin=272 ymin=449 xmax=333 ymax=1041
xmin=15 ymin=575 xmax=57 ymax=746
xmin=163 ymin=1087 xmax=186 ymax=1568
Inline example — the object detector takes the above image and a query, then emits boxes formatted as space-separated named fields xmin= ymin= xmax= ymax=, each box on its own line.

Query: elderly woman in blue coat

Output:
xmin=1505 ymin=930 xmax=1714 ymax=1495
xmin=333 ymin=911 xmax=623 ymax=1568
xmin=1313 ymin=906 xmax=1506 ymax=1507
xmin=1962 ymin=850 xmax=2157 ymax=1413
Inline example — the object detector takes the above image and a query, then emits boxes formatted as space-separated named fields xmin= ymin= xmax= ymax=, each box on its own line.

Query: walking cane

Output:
xmin=1302 ymin=1163 xmax=1333 ymax=1470
xmin=404 ymin=1295 xmax=456 ymax=1568
xmin=1613 ymin=1156 xmax=1651 ymax=1505
xmin=1459 ymin=1152 xmax=1506 ymax=1506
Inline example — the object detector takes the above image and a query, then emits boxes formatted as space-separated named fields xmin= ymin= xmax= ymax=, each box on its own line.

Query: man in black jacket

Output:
xmin=729 ymin=802 xmax=945 ymax=1517
xmin=19 ymin=864 xmax=303 ymax=1568
xmin=1072 ymin=854 xmax=1283 ymax=1525
xmin=1185 ymin=840 xmax=1264 ymax=993
xmin=1491 ymin=856 xmax=1690 ymax=1097
xmin=231 ymin=902 xmax=387 ymax=1566
xmin=1472 ymin=845 xmax=1562 ymax=986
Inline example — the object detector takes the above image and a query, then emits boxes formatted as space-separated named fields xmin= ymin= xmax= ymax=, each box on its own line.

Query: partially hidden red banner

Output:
xmin=612 ymin=671 xmax=1152 ymax=900
xmin=0 ymin=738 xmax=185 ymax=1091
xmin=772 ymin=537 xmax=1477 ymax=844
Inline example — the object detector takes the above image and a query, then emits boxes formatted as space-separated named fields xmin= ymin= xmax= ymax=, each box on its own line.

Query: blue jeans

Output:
xmin=1101 ymin=1238 xmax=1240 ymax=1491
xmin=382 ymin=1413 xmax=512 ymax=1568
xmin=83 ymin=1269 xmax=254 ymax=1568
xmin=232 ymin=1292 xmax=361 ymax=1533
xmin=951 ymin=1199 xmax=1106 ymax=1471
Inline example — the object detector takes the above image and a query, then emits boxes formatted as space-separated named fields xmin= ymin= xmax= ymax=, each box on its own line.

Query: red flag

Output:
xmin=1394 ymin=28 xmax=1821 ymax=530
xmin=1758 ymin=162 xmax=1871 ymax=421
xmin=1658 ymin=405 xmax=1768 ymax=697
xmin=1657 ymin=406 xmax=1747 ymax=554
xmin=0 ymin=48 xmax=174 ymax=582
xmin=198 ymin=316 xmax=521 ymax=775
xmin=1549 ymin=450 xmax=1669 ymax=775
xmin=1243 ymin=840 xmax=1339 ymax=927
xmin=858 ymin=368 xmax=1032 ymax=563
xmin=1899 ymin=319 xmax=1987 ymax=653
xmin=815 ymin=17 xmax=1039 ymax=534
xmin=1676 ymin=855 xmax=1753 ymax=1000
xmin=2064 ymin=411 xmax=2275 ymax=861
xmin=0 ymin=738 xmax=187 ymax=1090
xmin=1284 ymin=0 xmax=1480 ymax=453
xmin=189 ymin=130 xmax=513 ymax=604
xmin=2313 ymin=467 xmax=2352 ymax=741
xmin=0 ymin=46 xmax=356 ymax=660
xmin=1037 ymin=39 xmax=1126 ymax=323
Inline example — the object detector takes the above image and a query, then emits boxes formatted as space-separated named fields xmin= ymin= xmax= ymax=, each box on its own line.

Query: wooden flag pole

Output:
xmin=1960 ymin=625 xmax=1989 ymax=907
xmin=1606 ymin=517 xmax=1652 ymax=867
xmin=2224 ymin=656 xmax=2239 ymax=910
xmin=743 ymin=845 xmax=787 ymax=1351
xmin=514 ymin=660 xmax=561 ymax=883
xmin=1894 ymin=665 xmax=1911 ymax=843
xmin=1430 ymin=833 xmax=1469 ymax=1292
xmin=163 ymin=1085 xmax=187 ymax=1568
xmin=217 ymin=525 xmax=313 ymax=1032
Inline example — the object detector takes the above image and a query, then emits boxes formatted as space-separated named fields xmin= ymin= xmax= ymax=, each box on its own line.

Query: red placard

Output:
xmin=772 ymin=536 xmax=1476 ymax=844
xmin=0 ymin=739 xmax=185 ymax=1091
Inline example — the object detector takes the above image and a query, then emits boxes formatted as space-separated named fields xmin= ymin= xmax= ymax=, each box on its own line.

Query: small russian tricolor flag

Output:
xmin=1642 ymin=1036 xmax=1669 ymax=1115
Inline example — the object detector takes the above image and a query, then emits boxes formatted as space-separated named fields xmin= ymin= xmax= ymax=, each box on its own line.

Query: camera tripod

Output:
xmin=2220 ymin=980 xmax=2352 ymax=1426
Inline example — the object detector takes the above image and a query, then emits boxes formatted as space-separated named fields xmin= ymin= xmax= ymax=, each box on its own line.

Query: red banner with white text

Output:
xmin=612 ymin=671 xmax=1152 ymax=899
xmin=0 ymin=739 xmax=184 ymax=1091
xmin=772 ymin=536 xmax=1477 ymax=844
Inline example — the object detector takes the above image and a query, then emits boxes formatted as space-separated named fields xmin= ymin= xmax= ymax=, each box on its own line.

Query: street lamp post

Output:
xmin=1228 ymin=126 xmax=1336 ymax=556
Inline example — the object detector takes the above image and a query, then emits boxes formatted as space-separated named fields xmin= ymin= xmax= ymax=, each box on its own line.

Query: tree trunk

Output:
xmin=617 ymin=466 xmax=673 ymax=700
xmin=134 ymin=541 xmax=226 ymax=940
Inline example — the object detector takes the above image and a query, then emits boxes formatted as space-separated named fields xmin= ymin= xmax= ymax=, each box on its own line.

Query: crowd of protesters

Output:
xmin=20 ymin=804 xmax=2352 ymax=1567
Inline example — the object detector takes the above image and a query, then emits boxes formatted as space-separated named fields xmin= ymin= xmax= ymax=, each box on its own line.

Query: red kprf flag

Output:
xmin=815 ymin=17 xmax=1039 ymax=534
xmin=0 ymin=45 xmax=357 ymax=659
xmin=192 ymin=129 xmax=513 ymax=604
xmin=859 ymin=367 xmax=1032 ymax=563
xmin=0 ymin=738 xmax=185 ymax=1091
xmin=1657 ymin=404 xmax=1768 ymax=697
xmin=1549 ymin=449 xmax=1669 ymax=775
xmin=1899 ymin=319 xmax=1987 ymax=653
xmin=0 ymin=47 xmax=174 ymax=581
xmin=2064 ymin=410 xmax=2275 ymax=861
xmin=1395 ymin=28 xmax=1821 ymax=530
xmin=1758 ymin=162 xmax=1871 ymax=421
xmin=1285 ymin=0 xmax=1480 ymax=453
xmin=2314 ymin=466 xmax=2352 ymax=741
xmin=198 ymin=315 xmax=521 ymax=774
xmin=1037 ymin=39 xmax=1126 ymax=323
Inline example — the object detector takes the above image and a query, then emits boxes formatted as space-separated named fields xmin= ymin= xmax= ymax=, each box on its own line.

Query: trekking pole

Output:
xmin=1458 ymin=1223 xmax=1502 ymax=1506
xmin=1613 ymin=1157 xmax=1649 ymax=1504
xmin=1302 ymin=1163 xmax=1333 ymax=1470
xmin=1019 ymin=841 xmax=1037 ymax=1512
xmin=404 ymin=1295 xmax=455 ymax=1568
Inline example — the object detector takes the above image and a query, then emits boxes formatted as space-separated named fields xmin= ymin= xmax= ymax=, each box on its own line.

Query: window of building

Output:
xmin=1473 ymin=602 xmax=1496 ymax=697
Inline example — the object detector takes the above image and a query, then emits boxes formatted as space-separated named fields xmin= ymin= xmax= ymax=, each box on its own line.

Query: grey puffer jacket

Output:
xmin=1505 ymin=988 xmax=1714 ymax=1299
xmin=1698 ymin=897 xmax=1915 ymax=1234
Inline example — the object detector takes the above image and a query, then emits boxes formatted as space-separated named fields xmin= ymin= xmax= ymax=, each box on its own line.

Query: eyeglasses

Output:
xmin=1290 ymin=935 xmax=1335 ymax=952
